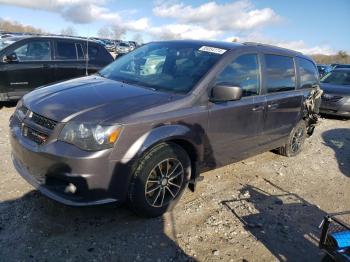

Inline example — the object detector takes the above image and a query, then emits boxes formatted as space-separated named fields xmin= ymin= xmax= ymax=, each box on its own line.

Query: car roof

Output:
xmin=3 ymin=35 xmax=97 ymax=44
xmin=152 ymin=39 xmax=243 ymax=50
xmin=150 ymin=40 xmax=304 ymax=57
xmin=333 ymin=68 xmax=350 ymax=71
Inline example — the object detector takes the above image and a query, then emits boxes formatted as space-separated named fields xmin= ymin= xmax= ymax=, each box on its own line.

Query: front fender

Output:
xmin=120 ymin=124 xmax=205 ymax=165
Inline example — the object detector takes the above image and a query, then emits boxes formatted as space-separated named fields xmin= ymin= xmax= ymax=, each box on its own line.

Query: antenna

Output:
xmin=85 ymin=36 xmax=89 ymax=76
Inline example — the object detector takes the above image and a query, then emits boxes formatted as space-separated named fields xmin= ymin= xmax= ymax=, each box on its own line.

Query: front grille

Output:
xmin=13 ymin=105 xmax=58 ymax=145
xmin=22 ymin=126 xmax=48 ymax=145
xmin=31 ymin=113 xmax=57 ymax=130
xmin=322 ymin=95 xmax=343 ymax=102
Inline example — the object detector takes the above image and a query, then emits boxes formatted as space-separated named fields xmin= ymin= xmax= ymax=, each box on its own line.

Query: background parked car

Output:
xmin=115 ymin=42 xmax=132 ymax=55
xmin=0 ymin=36 xmax=114 ymax=101
xmin=333 ymin=64 xmax=350 ymax=70
xmin=320 ymin=68 xmax=350 ymax=118
xmin=317 ymin=64 xmax=332 ymax=78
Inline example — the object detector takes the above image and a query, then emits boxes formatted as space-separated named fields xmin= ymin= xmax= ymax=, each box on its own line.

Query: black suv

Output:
xmin=0 ymin=36 xmax=114 ymax=101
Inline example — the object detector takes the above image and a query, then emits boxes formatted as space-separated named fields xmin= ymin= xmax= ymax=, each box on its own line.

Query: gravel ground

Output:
xmin=0 ymin=104 xmax=349 ymax=262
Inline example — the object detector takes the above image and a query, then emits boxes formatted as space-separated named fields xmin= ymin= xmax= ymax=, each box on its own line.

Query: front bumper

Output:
xmin=9 ymin=118 xmax=123 ymax=206
xmin=320 ymin=97 xmax=350 ymax=118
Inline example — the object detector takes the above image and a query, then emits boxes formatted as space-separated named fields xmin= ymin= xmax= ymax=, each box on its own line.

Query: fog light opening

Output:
xmin=64 ymin=183 xmax=77 ymax=194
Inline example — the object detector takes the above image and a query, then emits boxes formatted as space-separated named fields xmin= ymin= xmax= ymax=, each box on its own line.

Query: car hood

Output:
xmin=23 ymin=76 xmax=176 ymax=123
xmin=320 ymin=83 xmax=350 ymax=96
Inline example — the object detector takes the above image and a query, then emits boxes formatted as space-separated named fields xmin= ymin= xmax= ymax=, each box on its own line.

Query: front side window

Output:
xmin=56 ymin=41 xmax=77 ymax=60
xmin=100 ymin=42 xmax=223 ymax=94
xmin=215 ymin=54 xmax=260 ymax=97
xmin=13 ymin=40 xmax=51 ymax=61
xmin=265 ymin=54 xmax=295 ymax=93
xmin=297 ymin=57 xmax=318 ymax=89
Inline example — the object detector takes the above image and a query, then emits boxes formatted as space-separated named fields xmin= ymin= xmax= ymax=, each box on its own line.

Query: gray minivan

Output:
xmin=10 ymin=40 xmax=322 ymax=217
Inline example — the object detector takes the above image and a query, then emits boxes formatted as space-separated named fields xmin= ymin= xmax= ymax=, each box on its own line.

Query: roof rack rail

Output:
xmin=243 ymin=42 xmax=303 ymax=54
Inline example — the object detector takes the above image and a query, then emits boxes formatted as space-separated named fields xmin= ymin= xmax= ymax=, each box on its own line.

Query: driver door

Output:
xmin=4 ymin=39 xmax=54 ymax=99
xmin=207 ymin=53 xmax=266 ymax=167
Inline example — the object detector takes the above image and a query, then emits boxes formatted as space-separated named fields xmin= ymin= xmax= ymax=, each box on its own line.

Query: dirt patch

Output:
xmin=0 ymin=105 xmax=349 ymax=261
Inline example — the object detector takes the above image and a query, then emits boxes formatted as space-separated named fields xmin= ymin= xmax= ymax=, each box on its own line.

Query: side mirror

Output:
xmin=210 ymin=84 xmax=242 ymax=102
xmin=3 ymin=53 xmax=18 ymax=63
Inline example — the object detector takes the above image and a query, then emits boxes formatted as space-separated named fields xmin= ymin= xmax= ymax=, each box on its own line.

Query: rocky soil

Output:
xmin=0 ymin=104 xmax=349 ymax=262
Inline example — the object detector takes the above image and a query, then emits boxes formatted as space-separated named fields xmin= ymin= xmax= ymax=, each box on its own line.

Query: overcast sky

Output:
xmin=0 ymin=0 xmax=349 ymax=54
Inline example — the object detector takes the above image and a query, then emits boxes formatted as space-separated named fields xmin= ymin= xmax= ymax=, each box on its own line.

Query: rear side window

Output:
xmin=297 ymin=57 xmax=319 ymax=89
xmin=13 ymin=40 xmax=51 ymax=61
xmin=87 ymin=45 xmax=99 ymax=60
xmin=76 ymin=43 xmax=84 ymax=60
xmin=56 ymin=41 xmax=77 ymax=60
xmin=215 ymin=54 xmax=260 ymax=97
xmin=265 ymin=54 xmax=295 ymax=93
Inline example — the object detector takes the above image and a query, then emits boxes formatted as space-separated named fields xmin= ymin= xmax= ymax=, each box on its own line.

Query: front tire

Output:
xmin=128 ymin=142 xmax=190 ymax=218
xmin=277 ymin=120 xmax=307 ymax=157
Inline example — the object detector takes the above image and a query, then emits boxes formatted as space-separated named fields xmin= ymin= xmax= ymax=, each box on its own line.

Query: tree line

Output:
xmin=311 ymin=51 xmax=350 ymax=64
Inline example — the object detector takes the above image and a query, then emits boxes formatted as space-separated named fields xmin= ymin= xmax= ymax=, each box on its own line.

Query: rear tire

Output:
xmin=128 ymin=142 xmax=190 ymax=218
xmin=277 ymin=120 xmax=307 ymax=157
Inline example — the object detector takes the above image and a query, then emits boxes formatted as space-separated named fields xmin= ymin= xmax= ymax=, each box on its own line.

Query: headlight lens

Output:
xmin=14 ymin=99 xmax=27 ymax=120
xmin=59 ymin=122 xmax=122 ymax=151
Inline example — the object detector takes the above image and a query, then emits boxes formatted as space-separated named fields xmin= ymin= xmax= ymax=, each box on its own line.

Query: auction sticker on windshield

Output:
xmin=199 ymin=46 xmax=227 ymax=55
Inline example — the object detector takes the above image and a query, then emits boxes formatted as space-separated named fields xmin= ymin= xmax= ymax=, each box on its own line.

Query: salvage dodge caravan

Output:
xmin=10 ymin=40 xmax=322 ymax=217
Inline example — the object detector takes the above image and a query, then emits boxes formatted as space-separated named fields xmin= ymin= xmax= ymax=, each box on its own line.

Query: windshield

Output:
xmin=321 ymin=70 xmax=350 ymax=85
xmin=119 ymin=43 xmax=129 ymax=47
xmin=0 ymin=39 xmax=15 ymax=51
xmin=100 ymin=42 xmax=224 ymax=93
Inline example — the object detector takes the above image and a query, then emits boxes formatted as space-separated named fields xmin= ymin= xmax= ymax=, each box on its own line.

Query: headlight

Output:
xmin=14 ymin=99 xmax=27 ymax=120
xmin=58 ymin=122 xmax=122 ymax=151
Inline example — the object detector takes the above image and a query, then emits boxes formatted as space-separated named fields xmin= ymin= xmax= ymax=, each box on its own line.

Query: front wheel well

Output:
xmin=167 ymin=139 xmax=200 ymax=190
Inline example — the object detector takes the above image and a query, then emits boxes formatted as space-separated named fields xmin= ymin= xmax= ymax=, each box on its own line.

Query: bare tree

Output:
xmin=111 ymin=26 xmax=126 ymax=40
xmin=60 ymin=26 xmax=77 ymax=36
xmin=97 ymin=27 xmax=112 ymax=39
xmin=311 ymin=52 xmax=350 ymax=64
xmin=0 ymin=18 xmax=44 ymax=34
xmin=132 ymin=33 xmax=143 ymax=44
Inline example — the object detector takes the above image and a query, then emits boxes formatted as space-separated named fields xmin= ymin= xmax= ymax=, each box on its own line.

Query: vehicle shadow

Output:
xmin=0 ymin=101 xmax=17 ymax=110
xmin=0 ymin=191 xmax=196 ymax=261
xmin=221 ymin=179 xmax=325 ymax=261
xmin=322 ymin=128 xmax=350 ymax=177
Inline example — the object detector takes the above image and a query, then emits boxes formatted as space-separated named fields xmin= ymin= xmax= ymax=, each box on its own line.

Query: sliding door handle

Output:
xmin=268 ymin=103 xmax=279 ymax=110
xmin=252 ymin=105 xmax=265 ymax=112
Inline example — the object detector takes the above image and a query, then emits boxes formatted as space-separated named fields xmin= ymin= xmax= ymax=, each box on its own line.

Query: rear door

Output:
xmin=261 ymin=54 xmax=303 ymax=145
xmin=3 ymin=39 xmax=54 ymax=98
xmin=208 ymin=52 xmax=266 ymax=166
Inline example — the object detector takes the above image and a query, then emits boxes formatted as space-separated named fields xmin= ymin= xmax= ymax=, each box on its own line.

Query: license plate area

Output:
xmin=22 ymin=125 xmax=48 ymax=145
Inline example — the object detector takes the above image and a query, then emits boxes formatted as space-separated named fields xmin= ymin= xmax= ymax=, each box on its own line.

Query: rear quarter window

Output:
xmin=297 ymin=57 xmax=319 ymax=89
xmin=265 ymin=54 xmax=296 ymax=93
xmin=85 ymin=43 xmax=113 ymax=63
